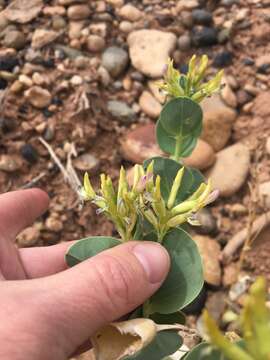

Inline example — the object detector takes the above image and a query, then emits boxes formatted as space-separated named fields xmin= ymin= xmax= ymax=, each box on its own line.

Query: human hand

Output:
xmin=0 ymin=189 xmax=170 ymax=360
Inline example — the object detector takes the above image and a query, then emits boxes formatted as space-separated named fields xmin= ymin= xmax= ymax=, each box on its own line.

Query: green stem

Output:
xmin=142 ymin=300 xmax=151 ymax=318
xmin=173 ymin=135 xmax=182 ymax=162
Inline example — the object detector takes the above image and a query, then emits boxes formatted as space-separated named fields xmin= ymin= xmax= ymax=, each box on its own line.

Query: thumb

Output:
xmin=42 ymin=241 xmax=170 ymax=355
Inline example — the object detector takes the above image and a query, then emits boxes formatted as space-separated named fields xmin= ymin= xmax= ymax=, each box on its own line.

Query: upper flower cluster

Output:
xmin=81 ymin=162 xmax=218 ymax=242
xmin=157 ymin=55 xmax=224 ymax=103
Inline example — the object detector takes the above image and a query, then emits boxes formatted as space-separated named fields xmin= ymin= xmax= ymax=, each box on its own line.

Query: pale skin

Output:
xmin=0 ymin=189 xmax=170 ymax=360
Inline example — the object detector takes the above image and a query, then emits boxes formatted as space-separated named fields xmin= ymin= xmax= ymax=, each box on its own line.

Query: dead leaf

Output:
xmin=5 ymin=0 xmax=43 ymax=24
xmin=92 ymin=318 xmax=182 ymax=360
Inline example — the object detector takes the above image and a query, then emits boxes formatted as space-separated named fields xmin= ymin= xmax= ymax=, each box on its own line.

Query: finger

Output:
xmin=40 ymin=241 xmax=170 ymax=356
xmin=20 ymin=241 xmax=77 ymax=279
xmin=0 ymin=189 xmax=49 ymax=240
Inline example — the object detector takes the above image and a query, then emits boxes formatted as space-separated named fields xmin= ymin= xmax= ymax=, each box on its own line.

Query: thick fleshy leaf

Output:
xmin=147 ymin=228 xmax=204 ymax=314
xmin=150 ymin=312 xmax=186 ymax=325
xmin=144 ymin=157 xmax=205 ymax=204
xmin=65 ymin=236 xmax=121 ymax=267
xmin=159 ymin=97 xmax=202 ymax=138
xmin=125 ymin=330 xmax=183 ymax=360
xmin=156 ymin=120 xmax=198 ymax=158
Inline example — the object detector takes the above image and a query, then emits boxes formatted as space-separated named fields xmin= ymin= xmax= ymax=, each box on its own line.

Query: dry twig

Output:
xmin=222 ymin=211 xmax=270 ymax=264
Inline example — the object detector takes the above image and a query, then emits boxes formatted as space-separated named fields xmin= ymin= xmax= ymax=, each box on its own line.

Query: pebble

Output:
xmin=0 ymin=117 xmax=16 ymax=133
xmin=201 ymin=94 xmax=237 ymax=151
xmin=86 ymin=35 xmax=105 ymax=52
xmin=259 ymin=181 xmax=270 ymax=209
xmin=192 ymin=27 xmax=218 ymax=47
xmin=223 ymin=262 xmax=238 ymax=287
xmin=101 ymin=46 xmax=129 ymax=78
xmin=0 ymin=13 xmax=9 ymax=32
xmin=139 ymin=91 xmax=162 ymax=119
xmin=127 ymin=30 xmax=177 ymax=78
xmin=205 ymin=292 xmax=226 ymax=321
xmin=192 ymin=9 xmax=213 ymax=26
xmin=25 ymin=86 xmax=52 ymax=109
xmin=193 ymin=235 xmax=222 ymax=286
xmin=70 ymin=75 xmax=83 ymax=86
xmin=32 ymin=72 xmax=45 ymax=86
xmin=119 ymin=21 xmax=134 ymax=33
xmin=52 ymin=15 xmax=67 ymax=30
xmin=147 ymin=80 xmax=165 ymax=104
xmin=0 ymin=78 xmax=7 ymax=89
xmin=207 ymin=143 xmax=250 ymax=197
xmin=221 ymin=83 xmax=237 ymax=108
xmin=195 ymin=208 xmax=218 ymax=236
xmin=17 ymin=226 xmax=40 ymax=247
xmin=266 ymin=137 xmax=270 ymax=155
xmin=4 ymin=0 xmax=43 ymax=24
xmin=120 ymin=123 xmax=163 ymax=163
xmin=74 ymin=153 xmax=100 ymax=173
xmin=67 ymin=4 xmax=91 ymax=20
xmin=183 ymin=139 xmax=216 ymax=170
xmin=236 ymin=89 xmax=253 ymax=106
xmin=213 ymin=51 xmax=233 ymax=68
xmin=19 ymin=74 xmax=33 ymax=88
xmin=3 ymin=30 xmax=26 ymax=50
xmin=0 ymin=154 xmax=22 ymax=172
xmin=32 ymin=29 xmax=59 ymax=49
xmin=45 ymin=217 xmax=63 ymax=232
xmin=10 ymin=80 xmax=24 ymax=93
xmin=253 ymin=92 xmax=270 ymax=118
xmin=119 ymin=4 xmax=142 ymax=22
xmin=180 ymin=11 xmax=194 ymax=28
xmin=43 ymin=5 xmax=66 ymax=16
xmin=97 ymin=66 xmax=111 ymax=87
xmin=178 ymin=34 xmax=191 ymax=51
xmin=21 ymin=144 xmax=39 ymax=164
xmin=107 ymin=100 xmax=136 ymax=124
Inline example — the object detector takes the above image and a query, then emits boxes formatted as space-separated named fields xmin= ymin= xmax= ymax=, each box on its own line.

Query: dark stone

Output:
xmin=156 ymin=13 xmax=174 ymax=26
xmin=258 ymin=63 xmax=270 ymax=74
xmin=243 ymin=58 xmax=254 ymax=66
xmin=192 ymin=9 xmax=213 ymax=26
xmin=0 ymin=78 xmax=7 ymax=89
xmin=0 ymin=56 xmax=19 ymax=71
xmin=213 ymin=51 xmax=233 ymax=68
xmin=21 ymin=144 xmax=39 ymax=164
xmin=183 ymin=284 xmax=207 ymax=315
xmin=195 ymin=208 xmax=218 ymax=236
xmin=43 ymin=109 xmax=54 ymax=118
xmin=192 ymin=26 xmax=218 ymax=47
xmin=0 ymin=117 xmax=16 ymax=133
xmin=52 ymin=97 xmax=63 ymax=106
xmin=236 ymin=89 xmax=253 ymax=106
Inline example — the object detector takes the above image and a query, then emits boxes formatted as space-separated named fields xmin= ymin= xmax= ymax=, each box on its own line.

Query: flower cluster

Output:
xmin=81 ymin=162 xmax=218 ymax=242
xmin=158 ymin=55 xmax=224 ymax=103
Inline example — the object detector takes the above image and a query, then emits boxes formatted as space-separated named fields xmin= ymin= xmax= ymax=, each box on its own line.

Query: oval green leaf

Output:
xmin=159 ymin=97 xmax=203 ymax=138
xmin=65 ymin=236 xmax=121 ymax=267
xmin=124 ymin=330 xmax=182 ymax=360
xmin=156 ymin=119 xmax=198 ymax=158
xmin=148 ymin=228 xmax=204 ymax=314
xmin=144 ymin=157 xmax=205 ymax=204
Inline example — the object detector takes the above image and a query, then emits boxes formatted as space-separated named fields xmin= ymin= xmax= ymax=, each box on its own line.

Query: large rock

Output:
xmin=127 ymin=30 xmax=177 ymax=78
xmin=201 ymin=94 xmax=237 ymax=151
xmin=207 ymin=143 xmax=250 ymax=197
xmin=119 ymin=4 xmax=142 ymax=21
xmin=193 ymin=235 xmax=221 ymax=286
xmin=183 ymin=139 xmax=215 ymax=170
xmin=121 ymin=123 xmax=215 ymax=170
xmin=120 ymin=123 xmax=162 ymax=163
xmin=252 ymin=92 xmax=270 ymax=118
xmin=139 ymin=91 xmax=162 ymax=119
xmin=4 ymin=0 xmax=43 ymax=24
